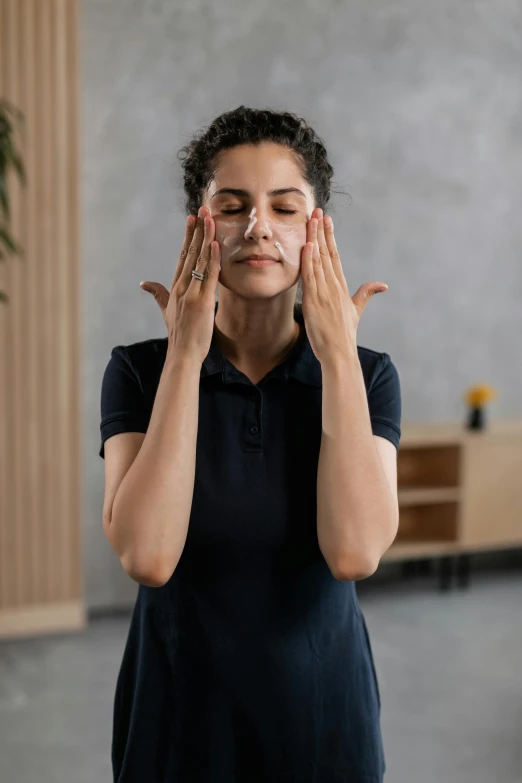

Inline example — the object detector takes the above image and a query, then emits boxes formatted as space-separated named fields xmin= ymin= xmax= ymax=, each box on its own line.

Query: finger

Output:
xmin=308 ymin=217 xmax=318 ymax=256
xmin=189 ymin=214 xmax=215 ymax=291
xmin=352 ymin=282 xmax=388 ymax=318
xmin=309 ymin=212 xmax=323 ymax=261
xmin=207 ymin=240 xmax=222 ymax=283
xmin=180 ymin=210 xmax=207 ymax=286
xmin=309 ymin=217 xmax=327 ymax=294
xmin=202 ymin=214 xmax=215 ymax=260
xmin=301 ymin=241 xmax=317 ymax=297
xmin=172 ymin=215 xmax=197 ymax=291
xmin=199 ymin=215 xmax=216 ymax=269
xmin=316 ymin=213 xmax=336 ymax=285
xmin=140 ymin=281 xmax=170 ymax=314
xmin=323 ymin=216 xmax=346 ymax=291
xmin=306 ymin=208 xmax=322 ymax=244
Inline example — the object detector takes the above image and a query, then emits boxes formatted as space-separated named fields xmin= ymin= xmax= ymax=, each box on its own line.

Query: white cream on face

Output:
xmin=246 ymin=207 xmax=258 ymax=234
xmin=214 ymin=206 xmax=307 ymax=267
xmin=274 ymin=241 xmax=289 ymax=262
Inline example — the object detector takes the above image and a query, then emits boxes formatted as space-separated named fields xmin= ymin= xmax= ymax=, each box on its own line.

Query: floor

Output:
xmin=1 ymin=567 xmax=521 ymax=783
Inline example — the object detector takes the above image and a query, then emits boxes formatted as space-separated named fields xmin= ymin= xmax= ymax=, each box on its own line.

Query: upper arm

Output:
xmin=373 ymin=434 xmax=399 ymax=526
xmin=368 ymin=352 xmax=402 ymax=452
xmin=368 ymin=351 xmax=401 ymax=541
xmin=102 ymin=432 xmax=145 ymax=539
xmin=99 ymin=345 xmax=150 ymax=539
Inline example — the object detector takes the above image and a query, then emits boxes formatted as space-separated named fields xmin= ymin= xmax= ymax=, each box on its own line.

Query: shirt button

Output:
xmin=249 ymin=425 xmax=259 ymax=435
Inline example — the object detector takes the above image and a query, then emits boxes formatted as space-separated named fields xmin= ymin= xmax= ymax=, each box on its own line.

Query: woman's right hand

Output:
xmin=140 ymin=205 xmax=221 ymax=364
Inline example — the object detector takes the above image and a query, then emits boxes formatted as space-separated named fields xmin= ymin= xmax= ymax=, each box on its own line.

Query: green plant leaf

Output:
xmin=0 ymin=174 xmax=9 ymax=220
xmin=2 ymin=136 xmax=20 ymax=163
xmin=0 ymin=116 xmax=13 ymax=138
xmin=11 ymin=152 xmax=26 ymax=184
xmin=0 ymin=99 xmax=23 ymax=124
xmin=0 ymin=226 xmax=18 ymax=253
xmin=0 ymin=100 xmax=26 ymax=248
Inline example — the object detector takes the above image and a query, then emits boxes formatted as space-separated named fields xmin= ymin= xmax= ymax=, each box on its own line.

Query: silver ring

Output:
xmin=191 ymin=269 xmax=205 ymax=281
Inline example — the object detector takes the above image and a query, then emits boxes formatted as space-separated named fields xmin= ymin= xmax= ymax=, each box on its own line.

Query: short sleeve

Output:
xmin=368 ymin=352 xmax=402 ymax=451
xmin=99 ymin=345 xmax=150 ymax=459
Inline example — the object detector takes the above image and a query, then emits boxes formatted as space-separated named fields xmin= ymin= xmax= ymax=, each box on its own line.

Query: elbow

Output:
xmin=104 ymin=512 xmax=177 ymax=588
xmin=329 ymin=553 xmax=380 ymax=582
xmin=120 ymin=551 xmax=175 ymax=588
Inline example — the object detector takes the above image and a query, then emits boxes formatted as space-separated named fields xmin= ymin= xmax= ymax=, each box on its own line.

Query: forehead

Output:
xmin=209 ymin=142 xmax=312 ymax=197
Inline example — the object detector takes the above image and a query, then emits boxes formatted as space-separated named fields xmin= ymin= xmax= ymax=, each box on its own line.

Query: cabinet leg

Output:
xmin=438 ymin=556 xmax=454 ymax=591
xmin=402 ymin=560 xmax=416 ymax=578
xmin=419 ymin=558 xmax=432 ymax=574
xmin=456 ymin=555 xmax=471 ymax=589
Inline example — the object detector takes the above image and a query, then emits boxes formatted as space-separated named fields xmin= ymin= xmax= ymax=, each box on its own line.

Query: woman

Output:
xmin=99 ymin=106 xmax=401 ymax=783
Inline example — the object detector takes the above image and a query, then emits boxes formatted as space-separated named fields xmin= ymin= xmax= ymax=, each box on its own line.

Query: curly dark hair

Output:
xmin=177 ymin=105 xmax=335 ymax=215
xmin=177 ymin=106 xmax=336 ymax=306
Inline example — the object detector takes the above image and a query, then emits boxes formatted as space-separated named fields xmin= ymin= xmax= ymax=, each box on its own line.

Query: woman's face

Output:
xmin=203 ymin=142 xmax=315 ymax=288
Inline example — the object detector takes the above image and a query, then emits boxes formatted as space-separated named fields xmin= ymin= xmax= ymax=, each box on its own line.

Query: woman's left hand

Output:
xmin=301 ymin=207 xmax=389 ymax=366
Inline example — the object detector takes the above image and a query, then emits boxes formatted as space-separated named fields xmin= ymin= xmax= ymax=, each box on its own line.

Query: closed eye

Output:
xmin=221 ymin=208 xmax=297 ymax=215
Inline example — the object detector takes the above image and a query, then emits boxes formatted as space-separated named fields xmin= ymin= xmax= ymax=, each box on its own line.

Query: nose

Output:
xmin=244 ymin=207 xmax=273 ymax=242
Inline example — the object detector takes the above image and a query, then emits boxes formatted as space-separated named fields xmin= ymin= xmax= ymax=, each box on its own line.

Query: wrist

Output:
xmin=165 ymin=345 xmax=203 ymax=372
xmin=320 ymin=349 xmax=360 ymax=375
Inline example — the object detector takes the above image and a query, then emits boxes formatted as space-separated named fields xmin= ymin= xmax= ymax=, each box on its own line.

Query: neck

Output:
xmin=213 ymin=298 xmax=301 ymax=368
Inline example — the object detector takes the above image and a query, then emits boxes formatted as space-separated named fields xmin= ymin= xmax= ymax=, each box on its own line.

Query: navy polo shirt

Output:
xmin=99 ymin=302 xmax=401 ymax=783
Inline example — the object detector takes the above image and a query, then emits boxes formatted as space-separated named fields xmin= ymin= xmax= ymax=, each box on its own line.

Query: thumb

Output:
xmin=140 ymin=281 xmax=170 ymax=313
xmin=352 ymin=282 xmax=388 ymax=315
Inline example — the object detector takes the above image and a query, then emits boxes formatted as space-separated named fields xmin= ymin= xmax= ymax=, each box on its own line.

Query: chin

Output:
xmin=219 ymin=281 xmax=300 ymax=301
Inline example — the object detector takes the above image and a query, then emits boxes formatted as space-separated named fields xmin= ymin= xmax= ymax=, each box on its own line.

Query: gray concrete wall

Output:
xmin=82 ymin=0 xmax=522 ymax=610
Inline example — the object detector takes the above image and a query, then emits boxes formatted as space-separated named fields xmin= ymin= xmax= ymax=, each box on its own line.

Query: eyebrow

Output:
xmin=211 ymin=187 xmax=307 ymax=200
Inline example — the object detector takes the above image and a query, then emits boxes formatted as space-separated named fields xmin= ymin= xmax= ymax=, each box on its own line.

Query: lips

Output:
xmin=237 ymin=254 xmax=280 ymax=263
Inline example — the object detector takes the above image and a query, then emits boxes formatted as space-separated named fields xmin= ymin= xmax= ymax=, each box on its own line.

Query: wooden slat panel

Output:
xmin=14 ymin=0 xmax=28 ymax=606
xmin=0 ymin=0 xmax=12 ymax=609
xmin=54 ymin=0 xmax=65 ymax=600
xmin=42 ymin=0 xmax=55 ymax=602
xmin=0 ymin=0 xmax=84 ymax=635
xmin=6 ymin=0 xmax=25 ymax=607
xmin=27 ymin=0 xmax=48 ymax=605
xmin=23 ymin=0 xmax=40 ymax=604
xmin=33 ymin=0 xmax=51 ymax=604
xmin=63 ymin=0 xmax=82 ymax=601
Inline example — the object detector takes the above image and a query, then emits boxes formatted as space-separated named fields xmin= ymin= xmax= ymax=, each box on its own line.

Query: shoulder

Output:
xmin=356 ymin=345 xmax=400 ymax=390
xmin=114 ymin=336 xmax=169 ymax=369
xmin=101 ymin=336 xmax=169 ymax=409
xmin=106 ymin=336 xmax=169 ymax=382
xmin=99 ymin=337 xmax=168 ymax=458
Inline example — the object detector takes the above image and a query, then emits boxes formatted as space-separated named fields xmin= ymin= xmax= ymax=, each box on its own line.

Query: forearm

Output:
xmin=110 ymin=348 xmax=202 ymax=585
xmin=317 ymin=355 xmax=398 ymax=581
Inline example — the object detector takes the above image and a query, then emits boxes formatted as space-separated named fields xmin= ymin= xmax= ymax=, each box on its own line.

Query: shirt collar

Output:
xmin=201 ymin=302 xmax=322 ymax=387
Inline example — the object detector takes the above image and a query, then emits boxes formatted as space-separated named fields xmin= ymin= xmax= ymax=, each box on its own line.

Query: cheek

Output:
xmin=272 ymin=224 xmax=307 ymax=268
xmin=214 ymin=220 xmax=246 ymax=263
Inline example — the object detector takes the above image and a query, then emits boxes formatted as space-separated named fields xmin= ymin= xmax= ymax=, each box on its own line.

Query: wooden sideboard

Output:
xmin=382 ymin=419 xmax=522 ymax=568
